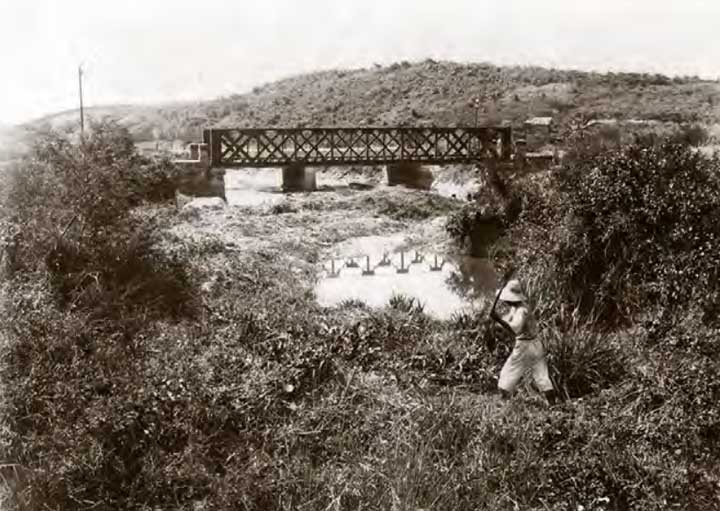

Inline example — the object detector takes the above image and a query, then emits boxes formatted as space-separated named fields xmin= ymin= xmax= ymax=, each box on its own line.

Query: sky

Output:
xmin=1 ymin=0 xmax=719 ymax=125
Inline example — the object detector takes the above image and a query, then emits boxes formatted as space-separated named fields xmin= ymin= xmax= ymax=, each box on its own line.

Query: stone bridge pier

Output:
xmin=281 ymin=163 xmax=317 ymax=192
xmin=386 ymin=161 xmax=435 ymax=190
xmin=174 ymin=143 xmax=226 ymax=200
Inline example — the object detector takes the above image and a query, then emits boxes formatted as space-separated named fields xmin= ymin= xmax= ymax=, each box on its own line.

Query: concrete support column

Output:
xmin=189 ymin=143 xmax=200 ymax=160
xmin=282 ymin=163 xmax=317 ymax=192
xmin=386 ymin=161 xmax=434 ymax=190
xmin=206 ymin=167 xmax=227 ymax=200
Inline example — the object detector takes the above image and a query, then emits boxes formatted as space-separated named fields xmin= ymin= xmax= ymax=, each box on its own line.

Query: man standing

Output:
xmin=490 ymin=278 xmax=557 ymax=405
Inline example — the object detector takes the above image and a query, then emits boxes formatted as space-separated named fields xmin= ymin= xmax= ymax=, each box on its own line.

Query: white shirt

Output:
xmin=502 ymin=305 xmax=537 ymax=341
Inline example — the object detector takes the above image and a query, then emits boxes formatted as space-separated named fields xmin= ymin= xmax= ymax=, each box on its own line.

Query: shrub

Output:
xmin=270 ymin=201 xmax=297 ymax=214
xmin=5 ymin=118 xmax=720 ymax=510
xmin=671 ymin=124 xmax=710 ymax=147
xmin=134 ymin=157 xmax=186 ymax=204
xmin=554 ymin=141 xmax=720 ymax=323
xmin=1 ymin=121 xmax=183 ymax=275
xmin=482 ymin=140 xmax=720 ymax=326
xmin=445 ymin=166 xmax=522 ymax=255
xmin=367 ymin=192 xmax=460 ymax=221
xmin=46 ymin=219 xmax=196 ymax=320
xmin=388 ymin=293 xmax=425 ymax=314
xmin=0 ymin=123 xmax=198 ymax=509
xmin=542 ymin=327 xmax=628 ymax=399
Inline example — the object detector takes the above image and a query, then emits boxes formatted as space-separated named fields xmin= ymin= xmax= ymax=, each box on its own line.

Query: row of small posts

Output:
xmin=326 ymin=251 xmax=447 ymax=278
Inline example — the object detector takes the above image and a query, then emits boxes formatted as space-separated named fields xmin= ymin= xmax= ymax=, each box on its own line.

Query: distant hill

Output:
xmin=19 ymin=60 xmax=720 ymax=144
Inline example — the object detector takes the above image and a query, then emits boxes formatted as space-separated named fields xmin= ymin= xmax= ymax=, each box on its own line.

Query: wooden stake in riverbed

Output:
xmin=396 ymin=251 xmax=408 ymax=274
xmin=362 ymin=255 xmax=375 ymax=276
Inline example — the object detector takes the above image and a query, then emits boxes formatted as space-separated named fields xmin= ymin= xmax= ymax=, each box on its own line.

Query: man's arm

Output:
xmin=489 ymin=268 xmax=516 ymax=335
xmin=491 ymin=309 xmax=516 ymax=336
xmin=490 ymin=294 xmax=516 ymax=335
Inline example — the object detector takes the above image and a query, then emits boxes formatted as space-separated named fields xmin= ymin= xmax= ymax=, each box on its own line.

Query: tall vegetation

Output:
xmin=554 ymin=142 xmax=720 ymax=323
xmin=446 ymin=138 xmax=720 ymax=508
xmin=450 ymin=139 xmax=720 ymax=325
xmin=1 ymin=124 xmax=719 ymax=510
xmin=0 ymin=122 xmax=197 ymax=509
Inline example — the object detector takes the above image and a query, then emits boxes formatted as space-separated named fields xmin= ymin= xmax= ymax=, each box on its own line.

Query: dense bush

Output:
xmin=443 ymin=138 xmax=720 ymax=509
xmin=4 ymin=122 xmax=720 ymax=510
xmin=1 ymin=121 xmax=191 ymax=311
xmin=445 ymin=165 xmax=524 ymax=257
xmin=554 ymin=141 xmax=720 ymax=323
xmin=2 ymin=122 xmax=182 ymax=273
xmin=0 ymin=123 xmax=198 ymax=509
xmin=453 ymin=139 xmax=720 ymax=325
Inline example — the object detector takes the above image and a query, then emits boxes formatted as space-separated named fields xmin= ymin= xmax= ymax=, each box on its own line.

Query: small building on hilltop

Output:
xmin=525 ymin=116 xmax=554 ymax=129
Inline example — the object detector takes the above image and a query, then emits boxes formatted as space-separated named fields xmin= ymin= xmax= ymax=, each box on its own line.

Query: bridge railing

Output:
xmin=203 ymin=126 xmax=512 ymax=167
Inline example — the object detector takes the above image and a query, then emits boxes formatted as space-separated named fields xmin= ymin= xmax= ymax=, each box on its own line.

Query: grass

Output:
xmin=363 ymin=191 xmax=462 ymax=221
xmin=2 ymin=129 xmax=720 ymax=509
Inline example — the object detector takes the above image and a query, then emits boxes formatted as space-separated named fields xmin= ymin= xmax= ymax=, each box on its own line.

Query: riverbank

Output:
xmin=138 ymin=171 xmax=574 ymax=509
xmin=3 ymin=139 xmax=719 ymax=510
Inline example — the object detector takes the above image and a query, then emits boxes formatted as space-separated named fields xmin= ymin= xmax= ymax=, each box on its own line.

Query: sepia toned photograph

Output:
xmin=1 ymin=1 xmax=719 ymax=509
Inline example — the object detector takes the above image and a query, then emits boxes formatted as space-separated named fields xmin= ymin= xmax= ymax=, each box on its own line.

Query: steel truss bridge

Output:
xmin=202 ymin=126 xmax=512 ymax=167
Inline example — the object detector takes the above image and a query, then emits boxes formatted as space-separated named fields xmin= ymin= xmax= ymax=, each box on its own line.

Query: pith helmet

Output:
xmin=497 ymin=279 xmax=527 ymax=303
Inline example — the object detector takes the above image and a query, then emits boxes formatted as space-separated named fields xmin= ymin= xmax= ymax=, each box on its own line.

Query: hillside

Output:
xmin=21 ymin=60 xmax=720 ymax=143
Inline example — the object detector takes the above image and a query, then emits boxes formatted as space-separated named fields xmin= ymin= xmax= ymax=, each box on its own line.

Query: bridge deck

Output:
xmin=204 ymin=126 xmax=512 ymax=167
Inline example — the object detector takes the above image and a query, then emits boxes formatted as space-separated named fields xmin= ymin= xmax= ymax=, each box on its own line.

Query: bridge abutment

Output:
xmin=282 ymin=163 xmax=317 ymax=192
xmin=174 ymin=143 xmax=227 ymax=201
xmin=385 ymin=162 xmax=434 ymax=190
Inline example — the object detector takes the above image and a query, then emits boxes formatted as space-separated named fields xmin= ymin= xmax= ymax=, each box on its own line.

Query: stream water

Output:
xmin=314 ymin=236 xmax=499 ymax=319
xmin=224 ymin=168 xmax=286 ymax=207
xmin=223 ymin=168 xmax=497 ymax=318
xmin=223 ymin=167 xmax=478 ymax=207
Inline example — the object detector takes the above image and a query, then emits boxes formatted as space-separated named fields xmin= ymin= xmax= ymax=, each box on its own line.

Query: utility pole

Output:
xmin=78 ymin=65 xmax=85 ymax=136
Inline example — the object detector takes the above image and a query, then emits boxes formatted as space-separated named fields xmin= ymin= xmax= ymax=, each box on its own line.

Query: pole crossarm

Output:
xmin=205 ymin=126 xmax=512 ymax=167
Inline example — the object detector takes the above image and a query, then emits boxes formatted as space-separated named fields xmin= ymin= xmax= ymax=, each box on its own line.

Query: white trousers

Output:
xmin=498 ymin=339 xmax=554 ymax=392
